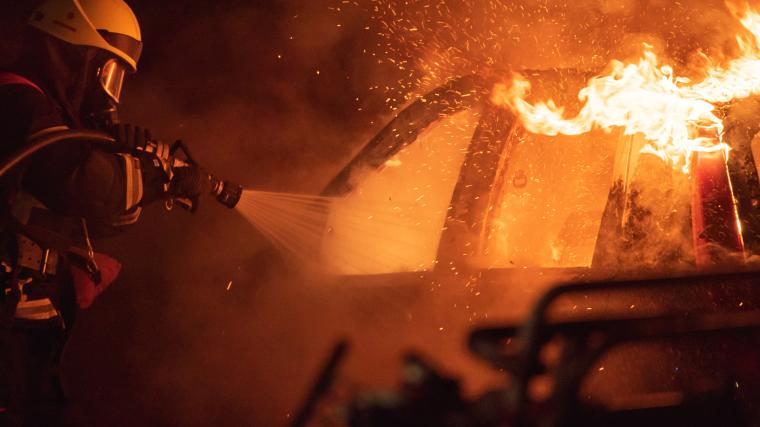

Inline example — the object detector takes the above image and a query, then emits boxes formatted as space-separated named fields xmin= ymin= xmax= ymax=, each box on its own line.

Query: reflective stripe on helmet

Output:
xmin=98 ymin=30 xmax=142 ymax=65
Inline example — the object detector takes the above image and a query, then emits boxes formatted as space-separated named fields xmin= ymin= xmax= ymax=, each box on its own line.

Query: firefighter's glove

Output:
xmin=169 ymin=165 xmax=211 ymax=199
xmin=111 ymin=123 xmax=152 ymax=153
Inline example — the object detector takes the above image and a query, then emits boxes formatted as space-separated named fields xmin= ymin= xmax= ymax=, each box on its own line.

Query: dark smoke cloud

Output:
xmin=1 ymin=1 xmax=758 ymax=426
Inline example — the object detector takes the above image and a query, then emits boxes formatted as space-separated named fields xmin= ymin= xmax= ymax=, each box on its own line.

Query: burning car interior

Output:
xmin=2 ymin=1 xmax=760 ymax=427
xmin=275 ymin=70 xmax=760 ymax=427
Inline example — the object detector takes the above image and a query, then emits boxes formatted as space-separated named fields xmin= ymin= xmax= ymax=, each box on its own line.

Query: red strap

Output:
xmin=68 ymin=247 xmax=122 ymax=309
xmin=0 ymin=71 xmax=43 ymax=94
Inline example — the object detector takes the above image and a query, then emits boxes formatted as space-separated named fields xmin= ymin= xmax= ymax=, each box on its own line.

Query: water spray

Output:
xmin=3 ymin=129 xmax=435 ymax=274
xmin=4 ymin=129 xmax=337 ymax=265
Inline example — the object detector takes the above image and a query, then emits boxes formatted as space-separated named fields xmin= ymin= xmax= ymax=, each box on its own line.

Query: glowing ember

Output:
xmin=491 ymin=6 xmax=760 ymax=173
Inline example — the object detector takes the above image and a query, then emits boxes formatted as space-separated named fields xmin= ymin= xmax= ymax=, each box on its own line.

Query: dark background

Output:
xmin=0 ymin=1 xmax=753 ymax=426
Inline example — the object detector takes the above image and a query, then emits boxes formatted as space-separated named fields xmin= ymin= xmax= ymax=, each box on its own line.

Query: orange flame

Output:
xmin=491 ymin=6 xmax=760 ymax=173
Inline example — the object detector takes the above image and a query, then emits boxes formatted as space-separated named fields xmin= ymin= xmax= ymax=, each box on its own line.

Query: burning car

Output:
xmin=238 ymin=7 xmax=760 ymax=427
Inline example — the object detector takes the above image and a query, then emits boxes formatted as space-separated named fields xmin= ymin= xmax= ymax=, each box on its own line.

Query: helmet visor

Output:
xmin=99 ymin=59 xmax=127 ymax=104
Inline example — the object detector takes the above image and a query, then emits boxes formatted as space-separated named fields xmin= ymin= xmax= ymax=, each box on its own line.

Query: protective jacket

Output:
xmin=0 ymin=65 xmax=168 ymax=425
xmin=0 ymin=69 xmax=158 ymax=318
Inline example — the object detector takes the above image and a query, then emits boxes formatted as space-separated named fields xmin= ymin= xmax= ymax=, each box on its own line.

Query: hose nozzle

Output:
xmin=210 ymin=178 xmax=243 ymax=209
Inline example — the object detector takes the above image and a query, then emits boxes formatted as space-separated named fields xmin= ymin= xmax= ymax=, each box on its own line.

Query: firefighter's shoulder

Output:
xmin=0 ymin=72 xmax=63 ymax=144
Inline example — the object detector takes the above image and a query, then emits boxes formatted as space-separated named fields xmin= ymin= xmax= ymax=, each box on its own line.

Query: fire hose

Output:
xmin=0 ymin=128 xmax=242 ymax=283
xmin=0 ymin=128 xmax=243 ymax=209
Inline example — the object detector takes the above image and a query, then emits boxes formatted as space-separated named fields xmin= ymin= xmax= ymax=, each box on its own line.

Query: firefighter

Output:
xmin=0 ymin=0 xmax=208 ymax=425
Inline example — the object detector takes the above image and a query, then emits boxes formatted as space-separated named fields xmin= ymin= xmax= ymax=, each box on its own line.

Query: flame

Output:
xmin=491 ymin=6 xmax=760 ymax=173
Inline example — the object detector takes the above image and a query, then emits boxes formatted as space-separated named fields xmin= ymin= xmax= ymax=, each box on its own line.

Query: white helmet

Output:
xmin=28 ymin=0 xmax=142 ymax=103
